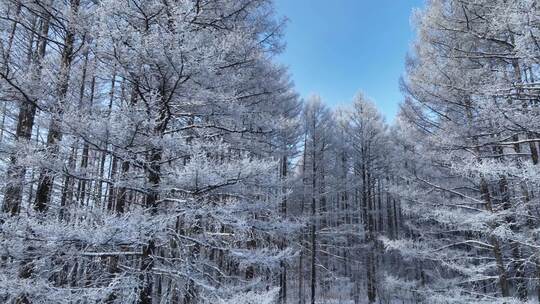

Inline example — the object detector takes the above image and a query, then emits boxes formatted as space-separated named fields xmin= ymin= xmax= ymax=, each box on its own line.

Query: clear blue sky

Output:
xmin=274 ymin=0 xmax=425 ymax=120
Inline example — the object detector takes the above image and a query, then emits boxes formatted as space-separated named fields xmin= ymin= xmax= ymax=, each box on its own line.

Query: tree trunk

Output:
xmin=35 ymin=0 xmax=81 ymax=212
xmin=310 ymin=138 xmax=317 ymax=304
xmin=480 ymin=179 xmax=510 ymax=297
xmin=2 ymin=3 xmax=49 ymax=215
xmin=138 ymin=240 xmax=156 ymax=304
xmin=279 ymin=155 xmax=288 ymax=304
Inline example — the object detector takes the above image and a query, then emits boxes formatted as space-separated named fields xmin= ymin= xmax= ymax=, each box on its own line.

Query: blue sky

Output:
xmin=274 ymin=0 xmax=425 ymax=120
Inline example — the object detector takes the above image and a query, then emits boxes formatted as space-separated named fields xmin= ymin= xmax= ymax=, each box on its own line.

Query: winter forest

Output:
xmin=2 ymin=0 xmax=540 ymax=303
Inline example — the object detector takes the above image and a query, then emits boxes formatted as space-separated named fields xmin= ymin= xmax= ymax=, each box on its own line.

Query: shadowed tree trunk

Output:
xmin=2 ymin=1 xmax=50 ymax=215
xmin=35 ymin=0 xmax=81 ymax=212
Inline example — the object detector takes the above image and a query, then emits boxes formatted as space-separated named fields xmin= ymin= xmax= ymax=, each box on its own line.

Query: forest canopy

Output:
xmin=1 ymin=0 xmax=540 ymax=303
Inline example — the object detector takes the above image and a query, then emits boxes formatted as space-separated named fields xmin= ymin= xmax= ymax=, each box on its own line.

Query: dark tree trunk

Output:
xmin=138 ymin=240 xmax=156 ymax=304
xmin=2 ymin=4 xmax=49 ymax=215
xmin=279 ymin=155 xmax=288 ymax=304
xmin=35 ymin=0 xmax=81 ymax=212
xmin=310 ymin=140 xmax=317 ymax=304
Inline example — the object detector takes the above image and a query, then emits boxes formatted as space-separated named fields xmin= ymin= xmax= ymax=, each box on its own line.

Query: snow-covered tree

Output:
xmin=386 ymin=0 xmax=540 ymax=302
xmin=0 ymin=0 xmax=300 ymax=303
